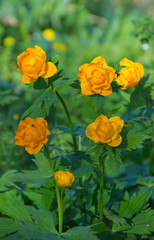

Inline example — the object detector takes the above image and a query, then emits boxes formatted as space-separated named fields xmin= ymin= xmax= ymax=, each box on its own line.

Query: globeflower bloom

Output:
xmin=17 ymin=45 xmax=57 ymax=84
xmin=115 ymin=58 xmax=144 ymax=89
xmin=86 ymin=114 xmax=124 ymax=147
xmin=3 ymin=36 xmax=15 ymax=46
xmin=78 ymin=56 xmax=117 ymax=96
xmin=54 ymin=171 xmax=75 ymax=187
xmin=15 ymin=117 xmax=50 ymax=154
xmin=42 ymin=28 xmax=56 ymax=41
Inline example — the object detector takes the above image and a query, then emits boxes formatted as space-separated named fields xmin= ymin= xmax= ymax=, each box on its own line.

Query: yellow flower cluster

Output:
xmin=78 ymin=57 xmax=144 ymax=95
xmin=15 ymin=46 xmax=144 ymax=169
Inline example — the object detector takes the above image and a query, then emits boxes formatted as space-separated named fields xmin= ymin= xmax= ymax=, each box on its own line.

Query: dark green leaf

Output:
xmin=0 ymin=218 xmax=19 ymax=237
xmin=126 ymin=129 xmax=151 ymax=151
xmin=73 ymin=165 xmax=94 ymax=178
xmin=21 ymin=88 xmax=58 ymax=119
xmin=26 ymin=206 xmax=57 ymax=234
xmin=0 ymin=191 xmax=32 ymax=222
xmin=62 ymin=226 xmax=99 ymax=240
xmin=119 ymin=191 xmax=151 ymax=219
xmin=16 ymin=152 xmax=52 ymax=187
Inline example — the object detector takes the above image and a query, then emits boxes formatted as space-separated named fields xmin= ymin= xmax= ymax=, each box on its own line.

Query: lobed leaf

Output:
xmin=0 ymin=191 xmax=32 ymax=222
xmin=126 ymin=129 xmax=151 ymax=151
xmin=0 ymin=218 xmax=20 ymax=238
xmin=119 ymin=191 xmax=151 ymax=219
xmin=62 ymin=226 xmax=99 ymax=240
xmin=16 ymin=152 xmax=52 ymax=187
xmin=21 ymin=88 xmax=58 ymax=119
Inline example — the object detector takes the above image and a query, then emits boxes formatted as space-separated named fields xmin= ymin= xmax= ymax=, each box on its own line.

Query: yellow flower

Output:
xmin=17 ymin=45 xmax=57 ymax=84
xmin=115 ymin=58 xmax=144 ymax=90
xmin=42 ymin=28 xmax=56 ymax=41
xmin=53 ymin=42 xmax=67 ymax=51
xmin=15 ymin=117 xmax=50 ymax=154
xmin=54 ymin=171 xmax=75 ymax=187
xmin=86 ymin=114 xmax=124 ymax=147
xmin=78 ymin=56 xmax=117 ymax=96
xmin=3 ymin=36 xmax=15 ymax=46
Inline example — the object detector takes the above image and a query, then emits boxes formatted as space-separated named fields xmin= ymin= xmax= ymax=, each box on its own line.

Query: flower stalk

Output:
xmin=48 ymin=78 xmax=78 ymax=151
xmin=44 ymin=145 xmax=63 ymax=234
xmin=99 ymin=155 xmax=105 ymax=222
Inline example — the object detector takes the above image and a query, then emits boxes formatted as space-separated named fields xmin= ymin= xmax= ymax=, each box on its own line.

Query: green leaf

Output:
xmin=1 ymin=232 xmax=25 ymax=240
xmin=54 ymin=77 xmax=74 ymax=91
xmin=21 ymin=88 xmax=58 ymax=119
xmin=69 ymin=80 xmax=81 ymax=89
xmin=18 ymin=221 xmax=61 ymax=240
xmin=33 ymin=77 xmax=48 ymax=90
xmin=0 ymin=218 xmax=19 ymax=237
xmin=129 ymin=87 xmax=146 ymax=110
xmin=24 ymin=191 xmax=43 ymax=207
xmin=0 ymin=170 xmax=17 ymax=191
xmin=16 ymin=152 xmax=52 ymax=187
xmin=26 ymin=206 xmax=57 ymax=234
xmin=103 ymin=208 xmax=126 ymax=226
xmin=126 ymin=129 xmax=151 ymax=151
xmin=90 ymin=222 xmax=111 ymax=233
xmin=59 ymin=150 xmax=92 ymax=169
xmin=105 ymin=145 xmax=122 ymax=162
xmin=119 ymin=191 xmax=151 ymax=219
xmin=0 ymin=191 xmax=32 ymax=222
xmin=73 ymin=165 xmax=94 ymax=178
xmin=127 ymin=209 xmax=154 ymax=235
xmin=62 ymin=226 xmax=99 ymax=240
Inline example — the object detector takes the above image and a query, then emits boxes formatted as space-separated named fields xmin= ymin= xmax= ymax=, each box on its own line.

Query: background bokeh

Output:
xmin=0 ymin=0 xmax=153 ymax=172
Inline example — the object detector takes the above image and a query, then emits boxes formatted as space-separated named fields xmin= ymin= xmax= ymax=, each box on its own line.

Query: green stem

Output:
xmin=44 ymin=145 xmax=54 ymax=175
xmin=99 ymin=155 xmax=105 ymax=222
xmin=49 ymin=79 xmax=78 ymax=151
xmin=56 ymin=186 xmax=63 ymax=234
xmin=44 ymin=145 xmax=63 ymax=234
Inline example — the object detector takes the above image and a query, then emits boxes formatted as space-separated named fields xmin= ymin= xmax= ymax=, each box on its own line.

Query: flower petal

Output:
xmin=120 ymin=58 xmax=134 ymax=67
xmin=25 ymin=144 xmax=43 ymax=154
xmin=41 ymin=62 xmax=57 ymax=78
xmin=81 ymin=82 xmax=93 ymax=95
xmin=91 ymin=56 xmax=108 ymax=68
xmin=86 ymin=122 xmax=100 ymax=143
xmin=107 ymin=135 xmax=122 ymax=147
xmin=21 ymin=75 xmax=34 ymax=84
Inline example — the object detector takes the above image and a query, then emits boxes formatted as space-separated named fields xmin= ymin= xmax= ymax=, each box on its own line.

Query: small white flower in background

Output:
xmin=142 ymin=43 xmax=149 ymax=51
xmin=32 ymin=32 xmax=41 ymax=41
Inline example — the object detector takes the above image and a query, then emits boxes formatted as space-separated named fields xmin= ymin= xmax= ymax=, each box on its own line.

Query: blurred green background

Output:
xmin=0 ymin=0 xmax=153 ymax=171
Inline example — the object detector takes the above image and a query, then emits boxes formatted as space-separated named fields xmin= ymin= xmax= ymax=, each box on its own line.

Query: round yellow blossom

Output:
xmin=17 ymin=45 xmax=57 ymax=84
xmin=53 ymin=42 xmax=67 ymax=51
xmin=86 ymin=114 xmax=124 ymax=147
xmin=42 ymin=28 xmax=56 ymax=41
xmin=15 ymin=117 xmax=50 ymax=154
xmin=78 ymin=56 xmax=117 ymax=96
xmin=54 ymin=171 xmax=75 ymax=187
xmin=3 ymin=36 xmax=15 ymax=46
xmin=115 ymin=58 xmax=144 ymax=90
